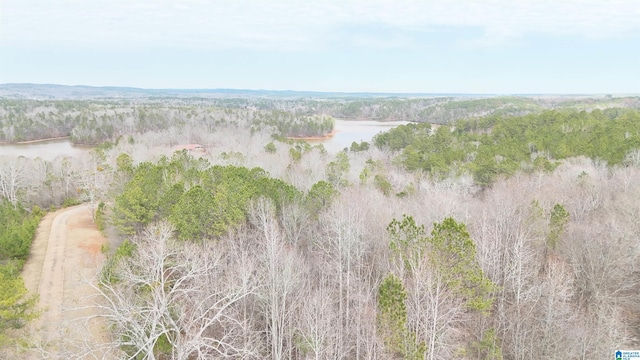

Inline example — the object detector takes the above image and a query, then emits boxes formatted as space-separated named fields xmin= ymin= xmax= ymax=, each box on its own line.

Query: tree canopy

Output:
xmin=375 ymin=109 xmax=640 ymax=186
xmin=113 ymin=153 xmax=302 ymax=240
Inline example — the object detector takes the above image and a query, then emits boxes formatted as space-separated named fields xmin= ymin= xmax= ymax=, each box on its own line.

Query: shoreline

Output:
xmin=0 ymin=136 xmax=95 ymax=147
xmin=287 ymin=129 xmax=338 ymax=141
xmin=0 ymin=136 xmax=70 ymax=145
xmin=335 ymin=117 xmax=420 ymax=123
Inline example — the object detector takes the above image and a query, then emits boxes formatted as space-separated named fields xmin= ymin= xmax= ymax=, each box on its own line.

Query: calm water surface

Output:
xmin=312 ymin=119 xmax=411 ymax=151
xmin=0 ymin=139 xmax=89 ymax=160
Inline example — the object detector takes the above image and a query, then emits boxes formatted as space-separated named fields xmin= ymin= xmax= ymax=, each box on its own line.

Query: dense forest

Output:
xmin=0 ymin=95 xmax=639 ymax=359
xmin=1 ymin=95 xmax=639 ymax=144
xmin=0 ymin=100 xmax=334 ymax=144
xmin=374 ymin=108 xmax=640 ymax=185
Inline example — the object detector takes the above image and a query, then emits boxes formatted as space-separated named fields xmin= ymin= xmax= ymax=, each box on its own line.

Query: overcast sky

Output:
xmin=1 ymin=0 xmax=639 ymax=93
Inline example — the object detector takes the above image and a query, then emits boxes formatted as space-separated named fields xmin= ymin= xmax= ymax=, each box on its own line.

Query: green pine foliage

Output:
xmin=112 ymin=153 xmax=302 ymax=240
xmin=374 ymin=174 xmax=393 ymax=196
xmin=349 ymin=140 xmax=370 ymax=152
xmin=264 ymin=142 xmax=277 ymax=153
xmin=257 ymin=111 xmax=335 ymax=138
xmin=289 ymin=148 xmax=302 ymax=163
xmin=0 ymin=202 xmax=43 ymax=262
xmin=100 ymin=240 xmax=136 ymax=284
xmin=387 ymin=215 xmax=496 ymax=312
xmin=326 ymin=151 xmax=350 ymax=187
xmin=388 ymin=214 xmax=428 ymax=272
xmin=95 ymin=202 xmax=106 ymax=233
xmin=0 ymin=202 xmax=42 ymax=346
xmin=0 ymin=270 xmax=38 ymax=345
xmin=471 ymin=327 xmax=503 ymax=360
xmin=377 ymin=274 xmax=426 ymax=359
xmin=428 ymin=217 xmax=496 ymax=312
xmin=547 ymin=203 xmax=570 ymax=250
xmin=305 ymin=180 xmax=336 ymax=217
xmin=374 ymin=109 xmax=640 ymax=185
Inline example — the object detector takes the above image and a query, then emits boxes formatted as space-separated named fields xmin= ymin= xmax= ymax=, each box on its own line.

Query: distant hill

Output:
xmin=0 ymin=83 xmax=485 ymax=100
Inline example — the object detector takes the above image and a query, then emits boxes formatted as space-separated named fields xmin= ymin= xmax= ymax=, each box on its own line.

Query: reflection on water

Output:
xmin=311 ymin=119 xmax=411 ymax=151
xmin=0 ymin=139 xmax=90 ymax=161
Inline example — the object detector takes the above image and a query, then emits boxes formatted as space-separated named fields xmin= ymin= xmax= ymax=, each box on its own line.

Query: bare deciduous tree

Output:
xmin=250 ymin=198 xmax=303 ymax=360
xmin=0 ymin=156 xmax=27 ymax=206
xmin=78 ymin=150 xmax=111 ymax=217
xmin=95 ymin=221 xmax=258 ymax=359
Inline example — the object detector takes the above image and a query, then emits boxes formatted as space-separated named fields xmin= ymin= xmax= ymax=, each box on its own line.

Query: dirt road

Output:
xmin=20 ymin=205 xmax=113 ymax=359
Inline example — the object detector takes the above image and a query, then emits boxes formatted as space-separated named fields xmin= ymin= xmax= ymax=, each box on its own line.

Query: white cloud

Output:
xmin=2 ymin=0 xmax=639 ymax=50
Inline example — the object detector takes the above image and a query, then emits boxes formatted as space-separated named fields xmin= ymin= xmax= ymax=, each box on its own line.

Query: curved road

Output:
xmin=21 ymin=205 xmax=111 ymax=358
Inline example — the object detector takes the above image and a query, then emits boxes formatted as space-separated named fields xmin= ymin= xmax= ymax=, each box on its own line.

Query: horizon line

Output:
xmin=1 ymin=83 xmax=637 ymax=97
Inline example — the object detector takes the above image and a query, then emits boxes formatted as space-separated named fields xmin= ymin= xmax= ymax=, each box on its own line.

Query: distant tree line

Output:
xmin=2 ymin=96 xmax=639 ymax=144
xmin=0 ymin=100 xmax=336 ymax=144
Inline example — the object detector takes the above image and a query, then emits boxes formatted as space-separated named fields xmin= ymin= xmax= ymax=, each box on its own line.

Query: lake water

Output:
xmin=0 ymin=139 xmax=89 ymax=161
xmin=310 ymin=119 xmax=411 ymax=151
xmin=0 ymin=120 xmax=410 ymax=159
